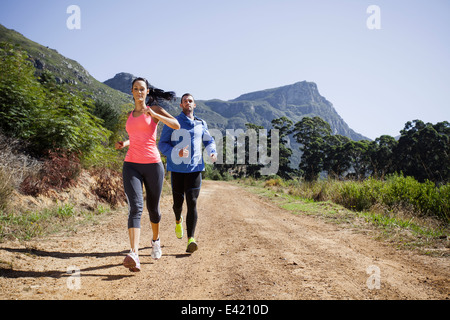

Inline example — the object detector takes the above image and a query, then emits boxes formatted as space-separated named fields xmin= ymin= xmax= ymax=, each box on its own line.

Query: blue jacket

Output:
xmin=159 ymin=112 xmax=217 ymax=173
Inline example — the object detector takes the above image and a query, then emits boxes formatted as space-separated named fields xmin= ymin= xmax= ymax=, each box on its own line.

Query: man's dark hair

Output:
xmin=181 ymin=93 xmax=194 ymax=102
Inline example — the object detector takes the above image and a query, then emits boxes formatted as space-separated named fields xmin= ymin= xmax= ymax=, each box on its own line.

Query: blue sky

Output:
xmin=1 ymin=0 xmax=449 ymax=140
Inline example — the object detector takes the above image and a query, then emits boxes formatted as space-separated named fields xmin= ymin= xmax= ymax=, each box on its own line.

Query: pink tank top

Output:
xmin=124 ymin=112 xmax=161 ymax=164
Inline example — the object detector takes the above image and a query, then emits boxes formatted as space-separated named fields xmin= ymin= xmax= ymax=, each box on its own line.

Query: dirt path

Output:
xmin=0 ymin=180 xmax=448 ymax=300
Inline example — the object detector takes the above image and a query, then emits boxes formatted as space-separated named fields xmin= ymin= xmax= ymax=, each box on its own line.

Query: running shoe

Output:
xmin=123 ymin=250 xmax=140 ymax=272
xmin=151 ymin=239 xmax=162 ymax=260
xmin=186 ymin=237 xmax=198 ymax=253
xmin=175 ymin=216 xmax=184 ymax=239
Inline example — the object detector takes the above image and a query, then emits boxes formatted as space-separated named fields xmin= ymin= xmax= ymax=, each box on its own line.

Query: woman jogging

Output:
xmin=115 ymin=77 xmax=180 ymax=272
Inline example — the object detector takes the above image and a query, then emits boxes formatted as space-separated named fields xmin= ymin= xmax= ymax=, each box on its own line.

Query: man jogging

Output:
xmin=159 ymin=93 xmax=217 ymax=253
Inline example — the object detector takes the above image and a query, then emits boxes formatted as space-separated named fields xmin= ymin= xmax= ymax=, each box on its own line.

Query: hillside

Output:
xmin=0 ymin=24 xmax=130 ymax=110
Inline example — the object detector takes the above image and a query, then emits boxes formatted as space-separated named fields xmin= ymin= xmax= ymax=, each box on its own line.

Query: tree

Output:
xmin=244 ymin=122 xmax=264 ymax=178
xmin=293 ymin=116 xmax=331 ymax=181
xmin=271 ymin=117 xmax=297 ymax=179
xmin=0 ymin=42 xmax=45 ymax=138
xmin=92 ymin=100 xmax=129 ymax=145
xmin=395 ymin=120 xmax=450 ymax=183
xmin=369 ymin=135 xmax=397 ymax=178
xmin=323 ymin=134 xmax=351 ymax=179
xmin=343 ymin=140 xmax=372 ymax=180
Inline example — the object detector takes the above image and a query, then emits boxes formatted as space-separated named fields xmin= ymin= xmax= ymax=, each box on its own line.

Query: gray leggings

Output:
xmin=123 ymin=161 xmax=164 ymax=228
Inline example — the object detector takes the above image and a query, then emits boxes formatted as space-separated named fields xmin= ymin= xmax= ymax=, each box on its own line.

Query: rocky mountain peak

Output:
xmin=103 ymin=72 xmax=136 ymax=95
xmin=233 ymin=81 xmax=324 ymax=107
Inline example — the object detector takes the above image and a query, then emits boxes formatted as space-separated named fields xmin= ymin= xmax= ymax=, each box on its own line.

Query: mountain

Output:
xmin=103 ymin=72 xmax=135 ymax=96
xmin=104 ymin=72 xmax=368 ymax=141
xmin=0 ymin=24 xmax=130 ymax=109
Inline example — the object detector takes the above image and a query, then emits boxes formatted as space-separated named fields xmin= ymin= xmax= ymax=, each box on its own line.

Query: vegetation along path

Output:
xmin=0 ymin=181 xmax=448 ymax=300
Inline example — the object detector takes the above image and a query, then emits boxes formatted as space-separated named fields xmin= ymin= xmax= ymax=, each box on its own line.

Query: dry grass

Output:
xmin=0 ymin=133 xmax=126 ymax=241
xmin=0 ymin=133 xmax=42 ymax=211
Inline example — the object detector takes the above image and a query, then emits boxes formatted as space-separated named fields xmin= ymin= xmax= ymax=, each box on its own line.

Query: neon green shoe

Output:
xmin=186 ymin=237 xmax=198 ymax=253
xmin=175 ymin=216 xmax=184 ymax=239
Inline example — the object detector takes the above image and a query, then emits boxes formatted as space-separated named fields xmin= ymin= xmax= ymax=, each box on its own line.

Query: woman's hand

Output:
xmin=147 ymin=105 xmax=180 ymax=130
xmin=143 ymin=106 xmax=156 ymax=118
xmin=115 ymin=140 xmax=129 ymax=150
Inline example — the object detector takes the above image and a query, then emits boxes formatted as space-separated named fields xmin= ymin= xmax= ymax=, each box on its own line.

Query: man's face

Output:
xmin=180 ymin=95 xmax=196 ymax=113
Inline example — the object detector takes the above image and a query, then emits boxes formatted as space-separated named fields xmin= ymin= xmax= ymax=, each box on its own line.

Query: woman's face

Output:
xmin=132 ymin=80 xmax=149 ymax=103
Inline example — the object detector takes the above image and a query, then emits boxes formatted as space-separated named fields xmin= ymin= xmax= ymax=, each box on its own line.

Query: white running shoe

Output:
xmin=151 ymin=239 xmax=162 ymax=260
xmin=123 ymin=250 xmax=141 ymax=272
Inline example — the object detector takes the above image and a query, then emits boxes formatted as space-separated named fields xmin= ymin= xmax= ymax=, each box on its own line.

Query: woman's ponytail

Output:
xmin=147 ymin=87 xmax=176 ymax=105
xmin=131 ymin=77 xmax=175 ymax=105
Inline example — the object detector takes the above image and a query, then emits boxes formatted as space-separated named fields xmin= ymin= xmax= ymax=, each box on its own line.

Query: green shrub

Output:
xmin=1 ymin=42 xmax=111 ymax=158
xmin=336 ymin=181 xmax=374 ymax=212
xmin=381 ymin=174 xmax=448 ymax=221
xmin=333 ymin=175 xmax=449 ymax=222
xmin=279 ymin=174 xmax=449 ymax=223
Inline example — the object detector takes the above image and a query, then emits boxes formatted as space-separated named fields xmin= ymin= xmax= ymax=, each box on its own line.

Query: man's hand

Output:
xmin=179 ymin=145 xmax=189 ymax=158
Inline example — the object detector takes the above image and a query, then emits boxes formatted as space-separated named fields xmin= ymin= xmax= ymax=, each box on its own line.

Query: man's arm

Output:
xmin=202 ymin=122 xmax=217 ymax=162
xmin=158 ymin=125 xmax=175 ymax=157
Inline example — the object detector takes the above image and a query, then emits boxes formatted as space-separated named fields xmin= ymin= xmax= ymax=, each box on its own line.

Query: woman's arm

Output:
xmin=146 ymin=105 xmax=180 ymax=130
